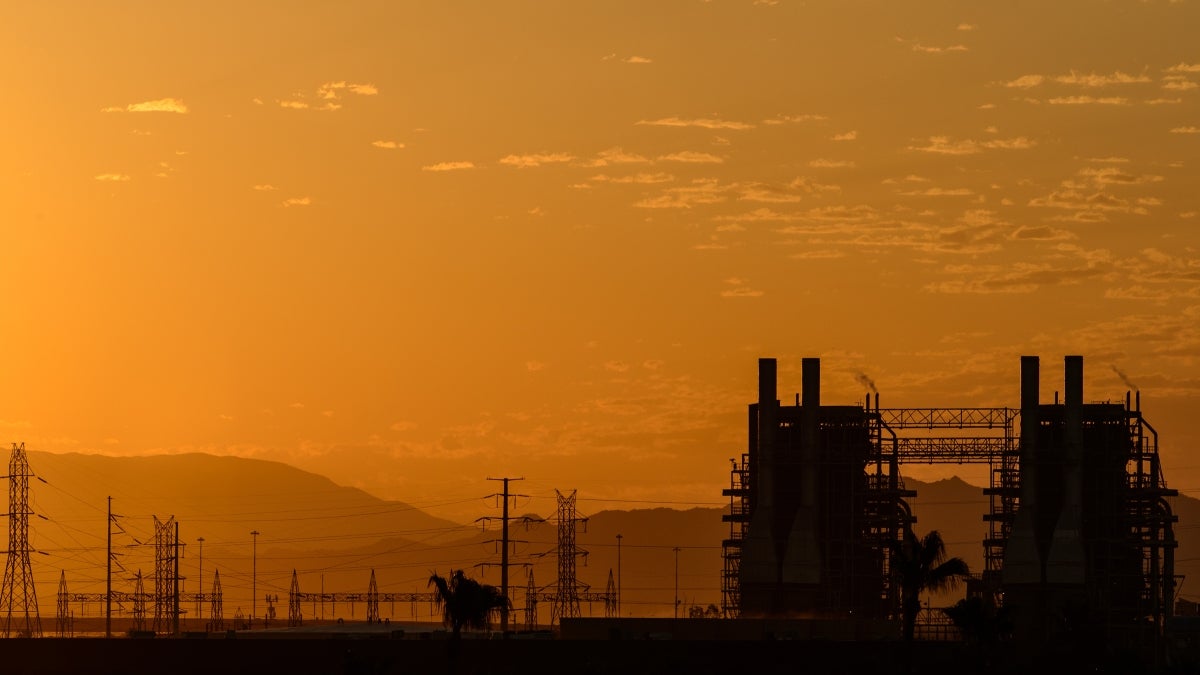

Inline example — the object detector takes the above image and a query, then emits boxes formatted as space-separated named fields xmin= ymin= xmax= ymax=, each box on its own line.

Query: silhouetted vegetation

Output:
xmin=943 ymin=596 xmax=1011 ymax=645
xmin=891 ymin=528 xmax=971 ymax=643
xmin=427 ymin=569 xmax=509 ymax=638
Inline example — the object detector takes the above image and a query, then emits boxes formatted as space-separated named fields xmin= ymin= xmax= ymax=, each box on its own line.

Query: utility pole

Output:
xmin=106 ymin=496 xmax=112 ymax=639
xmin=673 ymin=547 xmax=682 ymax=619
xmin=616 ymin=534 xmax=623 ymax=616
xmin=251 ymin=530 xmax=259 ymax=625
xmin=482 ymin=476 xmax=525 ymax=635
xmin=196 ymin=537 xmax=204 ymax=621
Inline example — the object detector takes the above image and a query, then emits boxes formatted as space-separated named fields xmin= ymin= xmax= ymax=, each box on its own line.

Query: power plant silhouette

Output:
xmin=0 ymin=355 xmax=1188 ymax=672
xmin=723 ymin=355 xmax=1177 ymax=653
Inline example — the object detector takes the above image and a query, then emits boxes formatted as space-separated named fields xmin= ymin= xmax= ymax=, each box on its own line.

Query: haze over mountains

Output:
xmin=18 ymin=452 xmax=1200 ymax=625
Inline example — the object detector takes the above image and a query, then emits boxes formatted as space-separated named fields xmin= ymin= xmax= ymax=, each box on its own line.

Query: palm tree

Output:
xmin=427 ymin=569 xmax=509 ymax=639
xmin=891 ymin=528 xmax=971 ymax=643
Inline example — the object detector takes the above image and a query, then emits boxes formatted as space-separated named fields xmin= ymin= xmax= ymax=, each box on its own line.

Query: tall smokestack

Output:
xmin=1047 ymin=356 xmax=1086 ymax=584
xmin=783 ymin=358 xmax=821 ymax=584
xmin=1004 ymin=356 xmax=1042 ymax=584
xmin=757 ymin=358 xmax=778 ymax=513
xmin=740 ymin=358 xmax=781 ymax=604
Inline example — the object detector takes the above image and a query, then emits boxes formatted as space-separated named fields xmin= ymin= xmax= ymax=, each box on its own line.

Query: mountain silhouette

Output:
xmin=18 ymin=452 xmax=1198 ymax=626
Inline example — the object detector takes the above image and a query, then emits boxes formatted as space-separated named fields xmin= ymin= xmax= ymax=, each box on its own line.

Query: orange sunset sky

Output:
xmin=2 ymin=0 xmax=1199 ymax=523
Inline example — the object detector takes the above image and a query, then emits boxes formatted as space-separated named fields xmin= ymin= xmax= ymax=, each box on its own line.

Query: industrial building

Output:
xmin=723 ymin=355 xmax=1177 ymax=650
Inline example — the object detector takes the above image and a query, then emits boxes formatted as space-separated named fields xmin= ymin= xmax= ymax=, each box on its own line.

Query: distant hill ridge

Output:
xmin=17 ymin=452 xmax=1199 ymax=622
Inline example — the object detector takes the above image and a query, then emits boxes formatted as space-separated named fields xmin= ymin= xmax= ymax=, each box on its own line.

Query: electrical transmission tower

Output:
xmin=524 ymin=568 xmax=537 ymax=630
xmin=208 ymin=570 xmax=223 ymax=632
xmin=56 ymin=571 xmax=71 ymax=637
xmin=367 ymin=569 xmax=379 ymax=623
xmin=288 ymin=570 xmax=301 ymax=627
xmin=550 ymin=489 xmax=589 ymax=624
xmin=152 ymin=516 xmax=177 ymax=634
xmin=132 ymin=570 xmax=147 ymax=632
xmin=0 ymin=442 xmax=42 ymax=637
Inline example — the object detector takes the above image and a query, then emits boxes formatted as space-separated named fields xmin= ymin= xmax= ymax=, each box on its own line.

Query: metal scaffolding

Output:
xmin=720 ymin=455 xmax=749 ymax=617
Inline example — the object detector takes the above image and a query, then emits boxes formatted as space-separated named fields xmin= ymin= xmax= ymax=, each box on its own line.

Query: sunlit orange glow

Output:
xmin=1 ymin=1 xmax=1198 ymax=529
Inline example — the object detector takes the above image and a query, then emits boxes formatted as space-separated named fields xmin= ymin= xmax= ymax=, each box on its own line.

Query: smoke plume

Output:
xmin=854 ymin=372 xmax=878 ymax=394
xmin=1110 ymin=364 xmax=1138 ymax=392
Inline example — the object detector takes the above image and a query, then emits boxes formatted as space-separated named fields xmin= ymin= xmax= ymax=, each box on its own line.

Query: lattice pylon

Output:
xmin=55 ymin=571 xmax=70 ymax=637
xmin=0 ymin=443 xmax=42 ymax=637
xmin=132 ymin=570 xmax=147 ymax=632
xmin=604 ymin=569 xmax=616 ymax=618
xmin=367 ymin=569 xmax=380 ymax=623
xmin=208 ymin=570 xmax=223 ymax=632
xmin=524 ymin=568 xmax=537 ymax=630
xmin=550 ymin=489 xmax=588 ymax=625
xmin=152 ymin=516 xmax=176 ymax=634
xmin=288 ymin=570 xmax=301 ymax=627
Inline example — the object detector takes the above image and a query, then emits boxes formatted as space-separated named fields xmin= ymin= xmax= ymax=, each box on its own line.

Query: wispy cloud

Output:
xmin=1170 ymin=126 xmax=1200 ymax=134
xmin=499 ymin=152 xmax=574 ymax=168
xmin=281 ymin=197 xmax=311 ymax=207
xmin=1166 ymin=63 xmax=1200 ymax=74
xmin=590 ymin=172 xmax=675 ymax=184
xmin=657 ymin=151 xmax=723 ymax=163
xmin=102 ymin=98 xmax=188 ymax=114
xmin=898 ymin=187 xmax=975 ymax=197
xmin=762 ymin=114 xmax=827 ymax=125
xmin=94 ymin=173 xmax=130 ymax=181
xmin=1078 ymin=166 xmax=1164 ymax=186
xmin=720 ymin=278 xmax=764 ymax=298
xmin=1054 ymin=70 xmax=1151 ymax=87
xmin=1028 ymin=189 xmax=1144 ymax=221
xmin=634 ymin=178 xmax=735 ymax=209
xmin=926 ymin=261 xmax=1107 ymax=294
xmin=623 ymin=56 xmax=653 ymax=64
xmin=422 ymin=161 xmax=476 ymax=172
xmin=277 ymin=81 xmax=378 ymax=112
xmin=582 ymin=147 xmax=651 ymax=167
xmin=318 ymin=81 xmax=379 ymax=99
xmin=1010 ymin=225 xmax=1076 ymax=241
xmin=252 ymin=184 xmax=278 ymax=191
xmin=371 ymin=140 xmax=404 ymax=149
xmin=831 ymin=130 xmax=858 ymax=141
xmin=738 ymin=184 xmax=805 ymax=203
xmin=1048 ymin=96 xmax=1130 ymax=105
xmin=1162 ymin=80 xmax=1198 ymax=91
xmin=809 ymin=158 xmax=856 ymax=168
xmin=957 ymin=23 xmax=977 ymax=31
xmin=637 ymin=117 xmax=754 ymax=130
xmin=909 ymin=136 xmax=1036 ymax=154
xmin=1004 ymin=74 xmax=1045 ymax=89
xmin=912 ymin=43 xmax=968 ymax=54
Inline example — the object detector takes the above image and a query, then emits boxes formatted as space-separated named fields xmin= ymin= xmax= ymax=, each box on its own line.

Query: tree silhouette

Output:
xmin=427 ymin=569 xmax=509 ymax=639
xmin=891 ymin=528 xmax=971 ymax=643
xmin=943 ymin=596 xmax=1011 ymax=645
